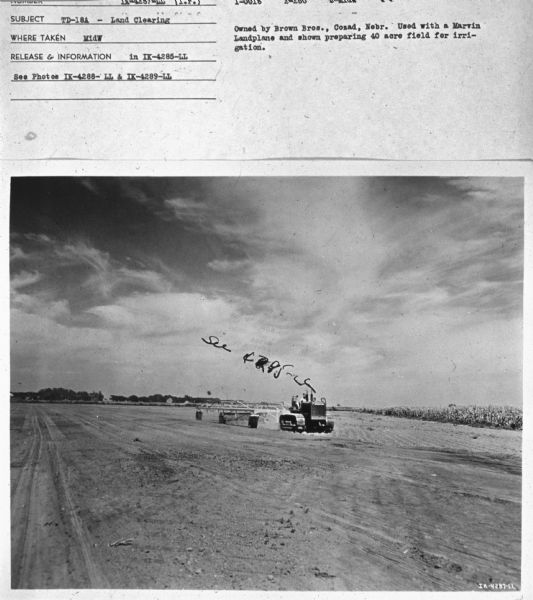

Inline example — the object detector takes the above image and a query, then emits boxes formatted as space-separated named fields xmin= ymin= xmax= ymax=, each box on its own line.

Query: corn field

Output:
xmin=356 ymin=404 xmax=522 ymax=430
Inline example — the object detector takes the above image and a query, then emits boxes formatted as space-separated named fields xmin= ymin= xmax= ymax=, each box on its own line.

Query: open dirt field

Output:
xmin=10 ymin=403 xmax=521 ymax=591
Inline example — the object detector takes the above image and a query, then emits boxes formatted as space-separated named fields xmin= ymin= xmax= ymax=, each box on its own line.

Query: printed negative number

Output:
xmin=477 ymin=582 xmax=517 ymax=590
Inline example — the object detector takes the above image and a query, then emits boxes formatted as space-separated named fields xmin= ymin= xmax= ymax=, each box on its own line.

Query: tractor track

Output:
xmin=11 ymin=408 xmax=108 ymax=589
xmin=11 ymin=414 xmax=43 ymax=588
xmin=38 ymin=411 xmax=109 ymax=588
xmin=59 ymin=409 xmax=307 ymax=514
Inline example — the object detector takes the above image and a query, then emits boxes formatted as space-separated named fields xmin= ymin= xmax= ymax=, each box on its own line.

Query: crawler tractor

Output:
xmin=279 ymin=394 xmax=334 ymax=433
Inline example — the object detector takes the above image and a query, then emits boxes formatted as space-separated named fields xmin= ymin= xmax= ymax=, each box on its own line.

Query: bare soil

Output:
xmin=10 ymin=403 xmax=521 ymax=590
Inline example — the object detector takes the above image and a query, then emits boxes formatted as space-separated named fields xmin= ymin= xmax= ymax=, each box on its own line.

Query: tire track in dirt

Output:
xmin=10 ymin=409 xmax=34 ymax=480
xmin=11 ymin=413 xmax=43 ymax=588
xmin=49 ymin=408 xmax=339 ymax=588
xmin=11 ymin=413 xmax=40 ymax=507
xmin=38 ymin=410 xmax=109 ymax=588
xmin=380 ymin=471 xmax=466 ymax=589
xmin=65 ymin=409 xmax=304 ymax=509
xmin=278 ymin=468 xmax=432 ymax=590
xmin=275 ymin=435 xmax=520 ymax=591
xmin=45 ymin=409 xmax=292 ymax=493
xmin=11 ymin=407 xmax=108 ymax=588
xmin=12 ymin=411 xmax=75 ymax=588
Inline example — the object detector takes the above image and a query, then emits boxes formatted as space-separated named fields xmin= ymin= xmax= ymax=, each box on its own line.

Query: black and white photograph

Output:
xmin=9 ymin=175 xmax=523 ymax=591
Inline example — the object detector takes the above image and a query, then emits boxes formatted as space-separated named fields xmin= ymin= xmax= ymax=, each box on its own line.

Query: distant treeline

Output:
xmin=10 ymin=388 xmax=222 ymax=406
xmin=354 ymin=404 xmax=522 ymax=430
xmin=109 ymin=394 xmax=221 ymax=405
xmin=11 ymin=388 xmax=104 ymax=403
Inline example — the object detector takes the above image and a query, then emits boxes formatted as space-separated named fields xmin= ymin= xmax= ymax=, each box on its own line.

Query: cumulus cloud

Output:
xmin=55 ymin=240 xmax=110 ymax=273
xmin=11 ymin=270 xmax=42 ymax=290
xmin=164 ymin=197 xmax=206 ymax=220
xmin=11 ymin=290 xmax=70 ymax=321
xmin=13 ymin=237 xmax=174 ymax=302
xmin=24 ymin=233 xmax=52 ymax=244
xmin=207 ymin=258 xmax=250 ymax=273
xmin=10 ymin=246 xmax=30 ymax=262
xmin=87 ymin=292 xmax=236 ymax=337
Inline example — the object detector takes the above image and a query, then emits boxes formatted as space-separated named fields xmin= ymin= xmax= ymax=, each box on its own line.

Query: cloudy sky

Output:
xmin=10 ymin=177 xmax=523 ymax=407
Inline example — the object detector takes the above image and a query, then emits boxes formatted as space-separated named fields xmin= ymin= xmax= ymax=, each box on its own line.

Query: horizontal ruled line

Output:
xmin=10 ymin=2 xmax=216 ymax=5
xmin=12 ymin=78 xmax=217 ymax=82
xmin=11 ymin=41 xmax=217 ymax=44
xmin=11 ymin=59 xmax=217 ymax=62
xmin=11 ymin=97 xmax=217 ymax=101
xmin=11 ymin=4 xmax=217 ymax=6
xmin=11 ymin=22 xmax=217 ymax=25
xmin=8 ymin=0 xmax=211 ymax=2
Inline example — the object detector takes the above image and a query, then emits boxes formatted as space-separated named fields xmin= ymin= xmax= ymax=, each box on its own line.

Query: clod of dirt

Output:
xmin=405 ymin=545 xmax=463 ymax=574
xmin=313 ymin=567 xmax=336 ymax=578
xmin=109 ymin=538 xmax=133 ymax=547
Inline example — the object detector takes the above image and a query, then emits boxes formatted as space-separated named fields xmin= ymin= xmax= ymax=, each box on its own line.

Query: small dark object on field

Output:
xmin=313 ymin=567 xmax=336 ymax=578
xmin=133 ymin=437 xmax=141 ymax=442
xmin=109 ymin=538 xmax=133 ymax=547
